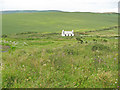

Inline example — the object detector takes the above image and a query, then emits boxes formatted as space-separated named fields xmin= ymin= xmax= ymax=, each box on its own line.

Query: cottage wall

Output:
xmin=62 ymin=30 xmax=74 ymax=36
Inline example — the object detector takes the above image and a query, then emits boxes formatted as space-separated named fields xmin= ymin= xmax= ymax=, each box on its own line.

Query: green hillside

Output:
xmin=2 ymin=12 xmax=118 ymax=34
xmin=1 ymin=12 xmax=118 ymax=88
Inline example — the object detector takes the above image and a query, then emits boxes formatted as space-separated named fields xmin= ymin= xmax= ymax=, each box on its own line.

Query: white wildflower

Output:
xmin=24 ymin=42 xmax=28 ymax=45
xmin=43 ymin=64 xmax=46 ymax=66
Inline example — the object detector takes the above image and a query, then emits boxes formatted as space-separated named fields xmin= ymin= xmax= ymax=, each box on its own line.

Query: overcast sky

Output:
xmin=1 ymin=0 xmax=119 ymax=12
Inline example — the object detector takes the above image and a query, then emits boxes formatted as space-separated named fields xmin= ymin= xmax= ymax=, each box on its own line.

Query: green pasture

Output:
xmin=2 ymin=12 xmax=118 ymax=34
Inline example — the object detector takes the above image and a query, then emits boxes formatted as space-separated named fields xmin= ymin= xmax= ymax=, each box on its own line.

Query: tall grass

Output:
xmin=2 ymin=31 xmax=118 ymax=88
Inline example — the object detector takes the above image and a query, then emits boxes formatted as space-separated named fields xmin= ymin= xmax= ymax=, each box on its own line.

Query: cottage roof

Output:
xmin=64 ymin=31 xmax=73 ymax=34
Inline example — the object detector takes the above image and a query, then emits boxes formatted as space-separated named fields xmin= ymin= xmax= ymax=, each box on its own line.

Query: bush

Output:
xmin=93 ymin=39 xmax=97 ymax=42
xmin=103 ymin=39 xmax=108 ymax=42
xmin=76 ymin=37 xmax=81 ymax=41
xmin=92 ymin=44 xmax=110 ymax=51
xmin=2 ymin=34 xmax=8 ymax=38
xmin=85 ymin=41 xmax=88 ymax=43
xmin=76 ymin=37 xmax=84 ymax=44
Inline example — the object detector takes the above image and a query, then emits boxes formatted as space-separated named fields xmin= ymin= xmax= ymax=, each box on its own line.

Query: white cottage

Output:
xmin=62 ymin=30 xmax=74 ymax=36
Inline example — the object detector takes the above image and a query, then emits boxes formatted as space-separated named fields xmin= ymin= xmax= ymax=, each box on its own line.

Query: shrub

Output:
xmin=93 ymin=39 xmax=97 ymax=42
xmin=2 ymin=34 xmax=8 ymax=38
xmin=76 ymin=37 xmax=84 ymax=44
xmin=92 ymin=44 xmax=110 ymax=51
xmin=76 ymin=37 xmax=81 ymax=41
xmin=103 ymin=39 xmax=108 ymax=42
xmin=85 ymin=41 xmax=88 ymax=43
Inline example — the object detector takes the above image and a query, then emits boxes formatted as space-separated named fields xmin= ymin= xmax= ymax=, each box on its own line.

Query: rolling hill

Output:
xmin=2 ymin=11 xmax=118 ymax=34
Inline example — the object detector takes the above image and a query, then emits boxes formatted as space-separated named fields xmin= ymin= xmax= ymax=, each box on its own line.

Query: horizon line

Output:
xmin=0 ymin=10 xmax=118 ymax=13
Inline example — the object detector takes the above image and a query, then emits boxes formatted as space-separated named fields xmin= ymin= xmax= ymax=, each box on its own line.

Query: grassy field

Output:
xmin=1 ymin=12 xmax=119 ymax=88
xmin=2 ymin=12 xmax=118 ymax=34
